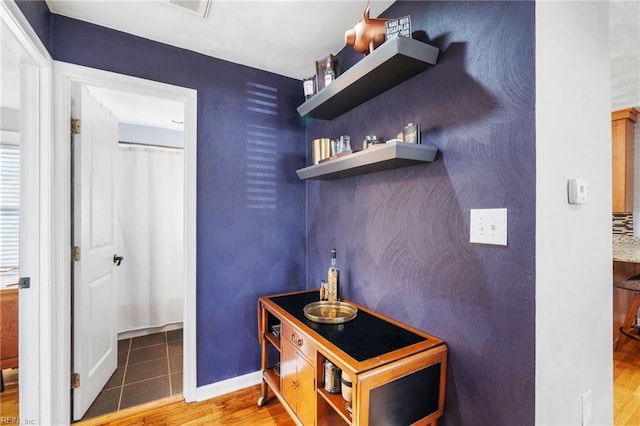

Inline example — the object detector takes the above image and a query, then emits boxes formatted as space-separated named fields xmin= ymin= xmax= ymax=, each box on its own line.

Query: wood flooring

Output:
xmin=75 ymin=384 xmax=294 ymax=426
xmin=0 ymin=368 xmax=18 ymax=419
xmin=3 ymin=344 xmax=640 ymax=425
xmin=75 ymin=345 xmax=640 ymax=426
xmin=615 ymin=337 xmax=640 ymax=425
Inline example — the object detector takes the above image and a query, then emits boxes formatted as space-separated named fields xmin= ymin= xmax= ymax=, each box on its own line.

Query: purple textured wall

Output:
xmin=306 ymin=2 xmax=535 ymax=425
xmin=15 ymin=0 xmax=51 ymax=51
xmin=17 ymin=0 xmax=535 ymax=422
xmin=44 ymin=13 xmax=307 ymax=386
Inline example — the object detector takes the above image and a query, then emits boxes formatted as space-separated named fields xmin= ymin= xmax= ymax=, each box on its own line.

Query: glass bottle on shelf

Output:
xmin=327 ymin=248 xmax=340 ymax=302
xmin=324 ymin=56 xmax=335 ymax=87
xmin=303 ymin=76 xmax=315 ymax=99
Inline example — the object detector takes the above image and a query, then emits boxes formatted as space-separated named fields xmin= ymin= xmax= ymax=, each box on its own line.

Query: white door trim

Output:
xmin=53 ymin=61 xmax=198 ymax=424
xmin=0 ymin=1 xmax=53 ymax=424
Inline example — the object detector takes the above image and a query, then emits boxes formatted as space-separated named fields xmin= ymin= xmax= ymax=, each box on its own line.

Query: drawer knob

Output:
xmin=291 ymin=334 xmax=303 ymax=347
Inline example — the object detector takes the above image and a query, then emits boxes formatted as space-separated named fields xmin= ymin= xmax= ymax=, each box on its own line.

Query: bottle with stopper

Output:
xmin=324 ymin=56 xmax=335 ymax=87
xmin=327 ymin=248 xmax=340 ymax=302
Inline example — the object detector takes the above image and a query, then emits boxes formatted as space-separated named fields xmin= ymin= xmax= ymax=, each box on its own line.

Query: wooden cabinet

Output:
xmin=257 ymin=290 xmax=447 ymax=426
xmin=356 ymin=348 xmax=446 ymax=426
xmin=612 ymin=107 xmax=639 ymax=212
xmin=281 ymin=333 xmax=316 ymax=426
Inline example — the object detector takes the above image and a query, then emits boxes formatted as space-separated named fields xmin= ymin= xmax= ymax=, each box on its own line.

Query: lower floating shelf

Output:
xmin=296 ymin=141 xmax=438 ymax=181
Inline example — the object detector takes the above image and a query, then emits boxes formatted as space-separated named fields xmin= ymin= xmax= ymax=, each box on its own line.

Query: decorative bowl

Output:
xmin=303 ymin=301 xmax=358 ymax=324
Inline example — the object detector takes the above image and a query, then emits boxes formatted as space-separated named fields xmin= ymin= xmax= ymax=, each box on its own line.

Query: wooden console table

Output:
xmin=257 ymin=290 xmax=447 ymax=425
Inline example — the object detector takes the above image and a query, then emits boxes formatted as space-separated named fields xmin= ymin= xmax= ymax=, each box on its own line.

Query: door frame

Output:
xmin=0 ymin=1 xmax=52 ymax=424
xmin=53 ymin=61 xmax=198 ymax=423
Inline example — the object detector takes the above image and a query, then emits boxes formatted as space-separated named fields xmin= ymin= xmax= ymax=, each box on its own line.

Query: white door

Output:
xmin=71 ymin=85 xmax=120 ymax=420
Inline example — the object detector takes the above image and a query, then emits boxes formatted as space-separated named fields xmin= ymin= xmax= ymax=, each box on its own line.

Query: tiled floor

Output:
xmin=81 ymin=329 xmax=183 ymax=420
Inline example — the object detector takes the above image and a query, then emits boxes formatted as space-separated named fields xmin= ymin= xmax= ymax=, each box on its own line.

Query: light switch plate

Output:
xmin=470 ymin=208 xmax=507 ymax=246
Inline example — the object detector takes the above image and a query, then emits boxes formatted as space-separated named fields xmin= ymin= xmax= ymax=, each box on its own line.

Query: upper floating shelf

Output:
xmin=297 ymin=37 xmax=439 ymax=120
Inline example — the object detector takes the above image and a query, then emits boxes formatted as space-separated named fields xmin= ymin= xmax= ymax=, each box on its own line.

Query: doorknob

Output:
xmin=113 ymin=254 xmax=124 ymax=266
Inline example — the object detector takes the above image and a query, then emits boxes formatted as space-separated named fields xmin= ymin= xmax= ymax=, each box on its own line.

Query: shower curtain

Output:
xmin=115 ymin=143 xmax=184 ymax=333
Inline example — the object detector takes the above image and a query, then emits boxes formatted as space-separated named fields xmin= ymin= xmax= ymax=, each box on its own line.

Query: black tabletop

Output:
xmin=269 ymin=291 xmax=428 ymax=362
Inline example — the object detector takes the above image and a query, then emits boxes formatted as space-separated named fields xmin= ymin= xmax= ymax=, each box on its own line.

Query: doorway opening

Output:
xmin=71 ymin=85 xmax=187 ymax=421
xmin=0 ymin=8 xmax=48 ymax=421
xmin=53 ymin=62 xmax=197 ymax=425
xmin=0 ymin=32 xmax=21 ymax=412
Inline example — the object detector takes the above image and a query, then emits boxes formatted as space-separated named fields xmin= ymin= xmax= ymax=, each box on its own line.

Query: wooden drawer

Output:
xmin=281 ymin=321 xmax=314 ymax=362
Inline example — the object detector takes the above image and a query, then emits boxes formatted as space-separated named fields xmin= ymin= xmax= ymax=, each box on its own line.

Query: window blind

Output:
xmin=0 ymin=143 xmax=19 ymax=269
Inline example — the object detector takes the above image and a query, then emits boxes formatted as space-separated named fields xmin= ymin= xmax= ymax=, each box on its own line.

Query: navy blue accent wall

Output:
xmin=17 ymin=0 xmax=536 ymax=422
xmin=15 ymin=0 xmax=51 ymax=50
xmin=306 ymin=2 xmax=535 ymax=425
xmin=46 ymin=14 xmax=306 ymax=385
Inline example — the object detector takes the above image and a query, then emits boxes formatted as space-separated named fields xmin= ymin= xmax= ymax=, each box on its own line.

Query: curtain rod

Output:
xmin=118 ymin=140 xmax=184 ymax=151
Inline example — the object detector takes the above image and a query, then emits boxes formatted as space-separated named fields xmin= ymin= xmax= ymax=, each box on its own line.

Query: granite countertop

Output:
xmin=613 ymin=235 xmax=640 ymax=263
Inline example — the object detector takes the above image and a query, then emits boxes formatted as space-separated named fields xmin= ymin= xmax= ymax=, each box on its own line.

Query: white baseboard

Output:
xmin=195 ymin=370 xmax=262 ymax=402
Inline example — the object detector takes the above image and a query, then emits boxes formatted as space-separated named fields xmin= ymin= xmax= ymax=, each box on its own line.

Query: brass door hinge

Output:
xmin=72 ymin=246 xmax=81 ymax=262
xmin=71 ymin=373 xmax=80 ymax=389
xmin=71 ymin=118 xmax=81 ymax=135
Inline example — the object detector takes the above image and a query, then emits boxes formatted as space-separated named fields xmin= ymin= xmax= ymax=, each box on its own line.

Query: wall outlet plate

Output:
xmin=582 ymin=389 xmax=592 ymax=425
xmin=470 ymin=208 xmax=507 ymax=246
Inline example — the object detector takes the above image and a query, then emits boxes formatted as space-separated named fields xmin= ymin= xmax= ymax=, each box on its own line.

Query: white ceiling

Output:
xmin=41 ymin=0 xmax=395 ymax=129
xmin=3 ymin=1 xmax=639 ymax=130
xmin=87 ymin=86 xmax=184 ymax=130
xmin=45 ymin=0 xmax=395 ymax=80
